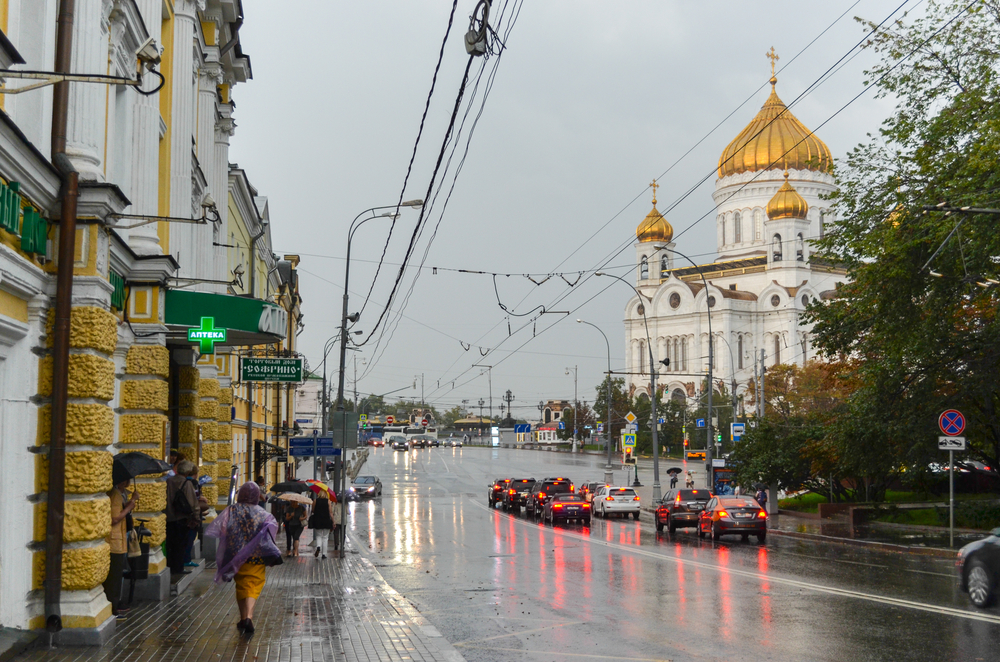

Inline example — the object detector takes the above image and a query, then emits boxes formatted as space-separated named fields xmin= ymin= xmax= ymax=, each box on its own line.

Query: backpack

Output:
xmin=172 ymin=483 xmax=193 ymax=515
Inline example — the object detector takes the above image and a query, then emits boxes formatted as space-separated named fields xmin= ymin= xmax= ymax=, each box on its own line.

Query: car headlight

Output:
xmin=348 ymin=487 xmax=356 ymax=492
xmin=367 ymin=486 xmax=375 ymax=492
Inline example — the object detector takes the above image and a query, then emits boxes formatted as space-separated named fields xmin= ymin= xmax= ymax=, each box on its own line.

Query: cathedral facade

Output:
xmin=623 ymin=70 xmax=847 ymax=410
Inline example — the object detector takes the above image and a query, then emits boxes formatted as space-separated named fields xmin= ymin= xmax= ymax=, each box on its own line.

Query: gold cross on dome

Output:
xmin=766 ymin=47 xmax=779 ymax=77
xmin=650 ymin=179 xmax=659 ymax=205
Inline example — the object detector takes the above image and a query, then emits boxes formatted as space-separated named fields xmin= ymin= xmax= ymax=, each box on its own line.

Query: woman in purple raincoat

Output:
xmin=205 ymin=481 xmax=279 ymax=633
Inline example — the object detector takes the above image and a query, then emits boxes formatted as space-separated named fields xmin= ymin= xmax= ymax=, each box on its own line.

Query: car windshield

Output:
xmin=553 ymin=495 xmax=584 ymax=503
xmin=610 ymin=488 xmax=636 ymax=496
xmin=546 ymin=482 xmax=572 ymax=492
xmin=721 ymin=498 xmax=760 ymax=508
xmin=355 ymin=477 xmax=375 ymax=484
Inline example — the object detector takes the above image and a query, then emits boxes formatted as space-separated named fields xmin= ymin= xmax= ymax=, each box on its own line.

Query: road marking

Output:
xmin=476 ymin=501 xmax=1000 ymax=625
xmin=454 ymin=645 xmax=673 ymax=661
xmin=450 ymin=621 xmax=582 ymax=645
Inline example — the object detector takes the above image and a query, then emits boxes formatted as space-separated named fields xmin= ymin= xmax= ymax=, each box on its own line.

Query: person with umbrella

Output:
xmin=205 ymin=481 xmax=280 ymax=634
xmin=308 ymin=486 xmax=335 ymax=559
xmin=105 ymin=476 xmax=139 ymax=617
xmin=278 ymin=492 xmax=309 ymax=556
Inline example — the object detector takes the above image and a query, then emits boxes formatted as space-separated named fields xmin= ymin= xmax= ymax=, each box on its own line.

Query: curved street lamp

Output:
xmin=577 ymin=319 xmax=615 ymax=485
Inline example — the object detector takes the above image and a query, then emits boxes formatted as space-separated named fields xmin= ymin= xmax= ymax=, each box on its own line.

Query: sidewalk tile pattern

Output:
xmin=21 ymin=538 xmax=464 ymax=662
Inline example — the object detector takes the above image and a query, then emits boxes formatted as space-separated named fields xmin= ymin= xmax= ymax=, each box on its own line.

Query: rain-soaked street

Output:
xmin=345 ymin=445 xmax=1000 ymax=662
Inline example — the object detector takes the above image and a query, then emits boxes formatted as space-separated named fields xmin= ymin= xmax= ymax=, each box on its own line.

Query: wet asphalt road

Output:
xmin=337 ymin=446 xmax=1000 ymax=662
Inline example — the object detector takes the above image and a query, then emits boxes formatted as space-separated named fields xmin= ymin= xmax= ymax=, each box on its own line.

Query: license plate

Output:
xmin=734 ymin=513 xmax=748 ymax=519
xmin=566 ymin=507 xmax=579 ymax=512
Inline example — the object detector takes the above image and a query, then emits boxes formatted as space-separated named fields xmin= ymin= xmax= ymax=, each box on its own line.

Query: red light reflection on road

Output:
xmin=758 ymin=546 xmax=773 ymax=636
xmin=552 ymin=533 xmax=567 ymax=609
xmin=717 ymin=545 xmax=733 ymax=640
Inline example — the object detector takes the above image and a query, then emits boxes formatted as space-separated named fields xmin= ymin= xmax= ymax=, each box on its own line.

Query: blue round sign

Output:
xmin=939 ymin=410 xmax=965 ymax=436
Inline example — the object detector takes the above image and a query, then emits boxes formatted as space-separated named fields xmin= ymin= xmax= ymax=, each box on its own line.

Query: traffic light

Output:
xmin=716 ymin=433 xmax=722 ymax=443
xmin=684 ymin=439 xmax=689 ymax=447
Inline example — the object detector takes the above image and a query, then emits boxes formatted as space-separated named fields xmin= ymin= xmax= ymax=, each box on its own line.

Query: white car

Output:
xmin=593 ymin=486 xmax=641 ymax=519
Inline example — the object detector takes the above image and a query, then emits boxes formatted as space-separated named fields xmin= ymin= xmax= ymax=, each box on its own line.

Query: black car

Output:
xmin=698 ymin=496 xmax=768 ymax=542
xmin=348 ymin=475 xmax=382 ymax=499
xmin=390 ymin=435 xmax=408 ymax=451
xmin=542 ymin=494 xmax=591 ymax=525
xmin=525 ymin=477 xmax=575 ymax=518
xmin=656 ymin=488 xmax=713 ymax=533
xmin=411 ymin=436 xmax=428 ymax=449
xmin=488 ymin=478 xmax=511 ymax=508
xmin=958 ymin=527 xmax=1000 ymax=607
xmin=502 ymin=478 xmax=536 ymax=515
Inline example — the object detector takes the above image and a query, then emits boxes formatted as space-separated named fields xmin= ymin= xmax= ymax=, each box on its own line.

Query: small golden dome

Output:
xmin=637 ymin=181 xmax=673 ymax=243
xmin=766 ymin=171 xmax=809 ymax=220
xmin=718 ymin=77 xmax=832 ymax=178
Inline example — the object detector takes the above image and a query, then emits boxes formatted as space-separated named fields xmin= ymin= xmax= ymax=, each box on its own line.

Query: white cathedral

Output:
xmin=622 ymin=67 xmax=847 ymax=410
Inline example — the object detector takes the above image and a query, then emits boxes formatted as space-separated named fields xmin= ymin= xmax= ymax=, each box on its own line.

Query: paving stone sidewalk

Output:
xmin=22 ymin=536 xmax=465 ymax=662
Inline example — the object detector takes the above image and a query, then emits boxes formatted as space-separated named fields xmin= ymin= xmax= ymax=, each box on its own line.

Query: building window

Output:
xmin=669 ymin=292 xmax=681 ymax=309
xmin=754 ymin=209 xmax=763 ymax=240
xmin=708 ymin=295 xmax=716 ymax=308
xmin=738 ymin=335 xmax=743 ymax=369
xmin=672 ymin=388 xmax=686 ymax=403
xmin=639 ymin=340 xmax=646 ymax=374
xmin=801 ymin=335 xmax=808 ymax=363
xmin=796 ymin=233 xmax=804 ymax=261
xmin=681 ymin=338 xmax=687 ymax=371
xmin=771 ymin=294 xmax=780 ymax=307
xmin=722 ymin=216 xmax=727 ymax=245
xmin=640 ymin=256 xmax=648 ymax=280
xmin=819 ymin=210 xmax=826 ymax=238
xmin=734 ymin=212 xmax=742 ymax=243
xmin=660 ymin=255 xmax=669 ymax=277
xmin=774 ymin=334 xmax=781 ymax=365
xmin=772 ymin=234 xmax=782 ymax=261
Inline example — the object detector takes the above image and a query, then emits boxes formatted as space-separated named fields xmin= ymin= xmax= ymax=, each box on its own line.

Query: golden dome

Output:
xmin=636 ymin=181 xmax=673 ymax=243
xmin=766 ymin=171 xmax=809 ymax=220
xmin=717 ymin=77 xmax=832 ymax=178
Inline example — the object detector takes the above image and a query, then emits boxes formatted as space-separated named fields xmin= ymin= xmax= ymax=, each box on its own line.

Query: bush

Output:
xmin=953 ymin=500 xmax=1000 ymax=530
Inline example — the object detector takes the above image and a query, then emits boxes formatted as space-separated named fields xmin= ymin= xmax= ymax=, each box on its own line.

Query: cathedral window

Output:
xmin=661 ymin=255 xmax=669 ymax=277
xmin=681 ymin=338 xmax=687 ymax=371
xmin=734 ymin=212 xmax=742 ymax=243
xmin=738 ymin=335 xmax=743 ymax=369
xmin=819 ymin=210 xmax=826 ymax=238
xmin=639 ymin=340 xmax=646 ymax=374
xmin=796 ymin=233 xmax=805 ymax=261
xmin=672 ymin=388 xmax=686 ymax=403
xmin=774 ymin=334 xmax=781 ymax=365
xmin=754 ymin=209 xmax=763 ymax=240
xmin=801 ymin=335 xmax=808 ymax=363
xmin=772 ymin=234 xmax=782 ymax=261
xmin=669 ymin=292 xmax=681 ymax=309
xmin=640 ymin=256 xmax=649 ymax=280
xmin=722 ymin=216 xmax=727 ymax=245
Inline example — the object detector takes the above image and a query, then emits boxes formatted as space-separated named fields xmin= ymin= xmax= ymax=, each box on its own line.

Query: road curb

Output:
xmin=765 ymin=527 xmax=958 ymax=557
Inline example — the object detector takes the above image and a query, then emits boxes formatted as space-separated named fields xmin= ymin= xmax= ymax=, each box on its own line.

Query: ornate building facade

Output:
xmin=623 ymin=67 xmax=847 ymax=411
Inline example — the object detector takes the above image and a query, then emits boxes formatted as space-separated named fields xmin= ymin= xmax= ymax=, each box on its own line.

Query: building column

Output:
xmin=30 ymin=307 xmax=118 ymax=638
xmin=119 ymin=343 xmax=170 ymax=594
xmin=195 ymin=361 xmax=221 ymax=514
xmin=65 ymin=0 xmax=110 ymax=181
xmin=169 ymin=1 xmax=197 ymax=260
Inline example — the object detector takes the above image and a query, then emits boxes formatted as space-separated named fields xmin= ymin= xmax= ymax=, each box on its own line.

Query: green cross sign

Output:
xmin=188 ymin=317 xmax=226 ymax=354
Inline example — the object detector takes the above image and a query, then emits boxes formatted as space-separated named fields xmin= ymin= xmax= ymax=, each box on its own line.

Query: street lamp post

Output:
xmin=335 ymin=200 xmax=422 ymax=556
xmin=566 ymin=366 xmax=578 ymax=452
xmin=578 ymin=319 xmax=615 ymax=486
xmin=595 ymin=272 xmax=663 ymax=502
xmin=654 ymin=245 xmax=714 ymax=490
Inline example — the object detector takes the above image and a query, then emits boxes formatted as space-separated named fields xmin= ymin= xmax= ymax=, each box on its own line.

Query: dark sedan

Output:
xmin=958 ymin=527 xmax=1000 ymax=607
xmin=698 ymin=496 xmax=767 ymax=542
xmin=348 ymin=475 xmax=382 ymax=499
xmin=502 ymin=478 xmax=535 ymax=514
xmin=488 ymin=478 xmax=511 ymax=508
xmin=542 ymin=494 xmax=591 ymax=525
xmin=656 ymin=488 xmax=712 ymax=533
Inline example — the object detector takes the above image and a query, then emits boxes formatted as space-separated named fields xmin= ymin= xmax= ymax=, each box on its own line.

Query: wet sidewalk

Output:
xmin=20 ymin=534 xmax=465 ymax=662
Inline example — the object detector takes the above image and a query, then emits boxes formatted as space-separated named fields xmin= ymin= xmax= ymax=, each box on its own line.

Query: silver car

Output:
xmin=593 ymin=486 xmax=641 ymax=519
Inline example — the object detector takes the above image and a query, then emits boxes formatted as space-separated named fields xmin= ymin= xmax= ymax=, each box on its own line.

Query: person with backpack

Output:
xmin=755 ymin=487 xmax=768 ymax=511
xmin=165 ymin=460 xmax=199 ymax=576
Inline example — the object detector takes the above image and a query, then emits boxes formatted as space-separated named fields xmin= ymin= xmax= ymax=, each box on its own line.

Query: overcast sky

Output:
xmin=229 ymin=0 xmax=910 ymax=421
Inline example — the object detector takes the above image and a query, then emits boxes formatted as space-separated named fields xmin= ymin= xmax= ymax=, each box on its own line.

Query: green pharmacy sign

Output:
xmin=188 ymin=317 xmax=226 ymax=354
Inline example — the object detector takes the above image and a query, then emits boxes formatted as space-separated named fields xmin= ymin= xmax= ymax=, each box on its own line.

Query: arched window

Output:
xmin=671 ymin=388 xmax=686 ymax=403
xmin=754 ymin=209 xmax=763 ymax=240
xmin=772 ymin=234 xmax=782 ymax=262
xmin=721 ymin=216 xmax=727 ymax=245
xmin=774 ymin=334 xmax=781 ymax=365
xmin=734 ymin=212 xmax=742 ymax=243
xmin=681 ymin=337 xmax=687 ymax=371
xmin=660 ymin=254 xmax=669 ymax=277
xmin=738 ymin=335 xmax=744 ymax=369
xmin=801 ymin=335 xmax=807 ymax=364
xmin=796 ymin=233 xmax=805 ymax=261
xmin=819 ymin=210 xmax=826 ymax=238
xmin=640 ymin=256 xmax=649 ymax=280
xmin=639 ymin=340 xmax=646 ymax=374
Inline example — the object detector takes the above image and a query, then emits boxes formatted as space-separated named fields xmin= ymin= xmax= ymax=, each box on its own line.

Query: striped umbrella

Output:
xmin=303 ymin=479 xmax=337 ymax=501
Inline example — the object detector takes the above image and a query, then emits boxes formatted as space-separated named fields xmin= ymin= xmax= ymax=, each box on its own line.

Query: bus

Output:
xmin=383 ymin=425 xmax=438 ymax=441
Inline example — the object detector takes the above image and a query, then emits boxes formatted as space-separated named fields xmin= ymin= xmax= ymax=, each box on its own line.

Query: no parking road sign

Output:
xmin=939 ymin=410 xmax=966 ymax=436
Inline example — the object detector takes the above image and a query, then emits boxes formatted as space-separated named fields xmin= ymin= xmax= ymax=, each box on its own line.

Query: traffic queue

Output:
xmin=487 ymin=476 xmax=769 ymax=543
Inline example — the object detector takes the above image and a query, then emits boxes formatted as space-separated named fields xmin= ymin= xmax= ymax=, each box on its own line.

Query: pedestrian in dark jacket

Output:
xmin=166 ymin=460 xmax=199 ymax=575
xmin=755 ymin=488 xmax=768 ymax=511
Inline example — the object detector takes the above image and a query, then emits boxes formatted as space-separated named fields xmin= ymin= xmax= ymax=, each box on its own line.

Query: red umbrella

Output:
xmin=303 ymin=479 xmax=337 ymax=501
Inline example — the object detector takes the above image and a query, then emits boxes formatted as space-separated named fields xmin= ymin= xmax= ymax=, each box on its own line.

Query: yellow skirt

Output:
xmin=234 ymin=561 xmax=266 ymax=600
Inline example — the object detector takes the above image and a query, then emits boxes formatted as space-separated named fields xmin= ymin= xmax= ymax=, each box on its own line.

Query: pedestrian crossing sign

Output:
xmin=622 ymin=433 xmax=636 ymax=448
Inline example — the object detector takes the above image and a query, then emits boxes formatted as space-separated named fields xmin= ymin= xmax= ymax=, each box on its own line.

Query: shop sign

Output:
xmin=0 ymin=180 xmax=47 ymax=257
xmin=241 ymin=357 xmax=303 ymax=382
xmin=188 ymin=316 xmax=226 ymax=354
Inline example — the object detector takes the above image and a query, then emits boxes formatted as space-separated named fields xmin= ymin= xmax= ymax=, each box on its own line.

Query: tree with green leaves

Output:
xmin=593 ymin=376 xmax=629 ymax=445
xmin=808 ymin=0 xmax=1000 ymax=483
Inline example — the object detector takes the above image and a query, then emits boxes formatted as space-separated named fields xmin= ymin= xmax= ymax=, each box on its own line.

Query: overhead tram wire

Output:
xmin=357 ymin=0 xmax=461 ymax=322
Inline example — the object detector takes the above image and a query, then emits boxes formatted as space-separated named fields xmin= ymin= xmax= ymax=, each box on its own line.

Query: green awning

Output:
xmin=164 ymin=290 xmax=287 ymax=348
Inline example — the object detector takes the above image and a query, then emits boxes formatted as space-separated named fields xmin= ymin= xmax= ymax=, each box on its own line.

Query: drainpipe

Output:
xmin=45 ymin=0 xmax=78 ymax=633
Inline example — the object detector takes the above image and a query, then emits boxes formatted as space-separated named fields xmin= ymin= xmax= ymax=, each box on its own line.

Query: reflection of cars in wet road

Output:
xmin=351 ymin=447 xmax=998 ymax=662
xmin=958 ymin=527 xmax=1000 ymax=607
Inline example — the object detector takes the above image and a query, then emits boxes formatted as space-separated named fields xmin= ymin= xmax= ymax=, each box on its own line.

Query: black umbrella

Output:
xmin=112 ymin=451 xmax=171 ymax=485
xmin=665 ymin=467 xmax=683 ymax=475
xmin=269 ymin=480 xmax=308 ymax=493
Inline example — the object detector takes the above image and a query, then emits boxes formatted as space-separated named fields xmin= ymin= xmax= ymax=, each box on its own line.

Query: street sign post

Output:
xmin=421 ymin=419 xmax=429 ymax=428
xmin=938 ymin=410 xmax=966 ymax=549
xmin=696 ymin=418 xmax=706 ymax=428
xmin=359 ymin=414 xmax=367 ymax=423
xmin=386 ymin=415 xmax=395 ymax=425
xmin=624 ymin=411 xmax=637 ymax=424
xmin=731 ymin=422 xmax=745 ymax=441
xmin=622 ymin=433 xmax=636 ymax=448
xmin=597 ymin=422 xmax=604 ymax=433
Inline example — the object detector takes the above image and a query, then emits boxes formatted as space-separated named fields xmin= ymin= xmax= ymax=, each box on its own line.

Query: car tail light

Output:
xmin=605 ymin=496 xmax=614 ymax=501
xmin=718 ymin=510 xmax=728 ymax=518
xmin=757 ymin=510 xmax=767 ymax=519
xmin=553 ymin=504 xmax=564 ymax=509
xmin=509 ymin=489 xmax=516 ymax=495
xmin=570 ymin=486 xmax=575 ymax=492
xmin=583 ymin=503 xmax=591 ymax=509
xmin=675 ymin=495 xmax=681 ymax=504
xmin=633 ymin=496 xmax=641 ymax=501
